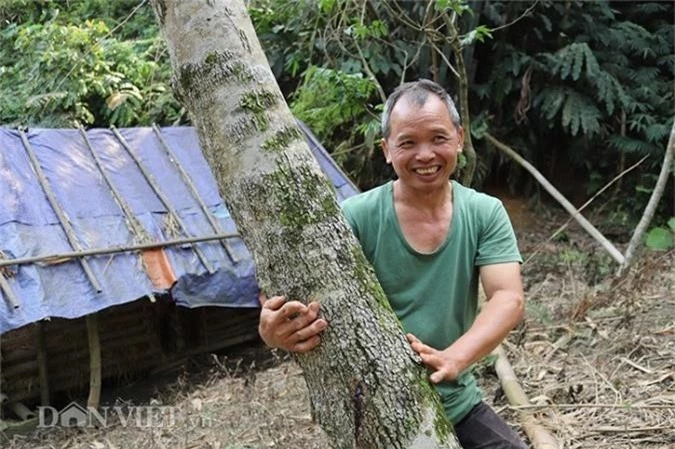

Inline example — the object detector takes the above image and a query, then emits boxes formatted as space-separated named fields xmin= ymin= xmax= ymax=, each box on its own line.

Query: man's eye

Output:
xmin=433 ymin=136 xmax=448 ymax=143
xmin=399 ymin=141 xmax=413 ymax=148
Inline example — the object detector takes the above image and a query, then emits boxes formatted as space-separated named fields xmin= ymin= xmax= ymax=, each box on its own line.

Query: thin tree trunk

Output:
xmin=445 ymin=14 xmax=476 ymax=186
xmin=151 ymin=1 xmax=461 ymax=448
xmin=619 ymin=122 xmax=675 ymax=274
xmin=485 ymin=133 xmax=625 ymax=264
xmin=614 ymin=110 xmax=627 ymax=197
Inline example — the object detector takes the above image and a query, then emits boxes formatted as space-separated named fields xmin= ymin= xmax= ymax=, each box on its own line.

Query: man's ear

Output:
xmin=381 ymin=138 xmax=392 ymax=164
xmin=457 ymin=126 xmax=465 ymax=153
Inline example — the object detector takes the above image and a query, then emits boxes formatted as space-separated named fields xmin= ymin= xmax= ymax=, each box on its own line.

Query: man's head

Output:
xmin=381 ymin=79 xmax=461 ymax=139
xmin=380 ymin=79 xmax=464 ymax=192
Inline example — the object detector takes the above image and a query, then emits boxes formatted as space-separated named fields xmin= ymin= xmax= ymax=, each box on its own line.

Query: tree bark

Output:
xmin=150 ymin=1 xmax=461 ymax=448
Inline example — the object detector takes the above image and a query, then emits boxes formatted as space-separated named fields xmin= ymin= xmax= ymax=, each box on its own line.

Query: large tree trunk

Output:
xmin=150 ymin=1 xmax=461 ymax=448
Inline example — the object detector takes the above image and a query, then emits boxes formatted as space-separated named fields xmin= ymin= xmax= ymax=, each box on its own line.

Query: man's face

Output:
xmin=381 ymin=94 xmax=464 ymax=193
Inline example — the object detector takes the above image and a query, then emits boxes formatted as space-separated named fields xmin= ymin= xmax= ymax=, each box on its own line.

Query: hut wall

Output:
xmin=0 ymin=299 xmax=260 ymax=408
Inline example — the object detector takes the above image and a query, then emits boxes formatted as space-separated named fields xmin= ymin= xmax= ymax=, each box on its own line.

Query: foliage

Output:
xmin=1 ymin=0 xmax=672 ymax=223
xmin=473 ymin=1 xmax=673 ymax=219
xmin=290 ymin=66 xmax=386 ymax=186
xmin=250 ymin=0 xmax=483 ymax=188
xmin=0 ymin=0 xmax=181 ymax=127
xmin=645 ymin=217 xmax=675 ymax=251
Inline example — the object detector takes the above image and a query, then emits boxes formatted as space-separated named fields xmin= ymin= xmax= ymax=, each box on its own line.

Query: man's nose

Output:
xmin=415 ymin=143 xmax=434 ymax=160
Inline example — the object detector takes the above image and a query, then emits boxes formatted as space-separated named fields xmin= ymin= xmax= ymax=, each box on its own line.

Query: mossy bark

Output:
xmin=151 ymin=1 xmax=461 ymax=448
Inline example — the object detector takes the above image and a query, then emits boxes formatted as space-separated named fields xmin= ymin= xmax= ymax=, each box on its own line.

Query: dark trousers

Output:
xmin=454 ymin=402 xmax=528 ymax=449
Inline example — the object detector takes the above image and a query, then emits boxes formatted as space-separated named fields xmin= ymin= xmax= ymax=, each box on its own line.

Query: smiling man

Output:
xmin=259 ymin=79 xmax=527 ymax=449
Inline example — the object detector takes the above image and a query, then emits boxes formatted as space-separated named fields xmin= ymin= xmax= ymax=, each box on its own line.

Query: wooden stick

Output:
xmin=8 ymin=401 xmax=35 ymax=420
xmin=619 ymin=357 xmax=654 ymax=374
xmin=79 ymin=126 xmax=157 ymax=303
xmin=86 ymin=313 xmax=102 ymax=409
xmin=0 ymin=270 xmax=20 ymax=309
xmin=484 ymin=132 xmax=625 ymax=265
xmin=36 ymin=321 xmax=50 ymax=406
xmin=493 ymin=345 xmax=560 ymax=449
xmin=152 ymin=124 xmax=238 ymax=263
xmin=0 ymin=232 xmax=238 ymax=268
xmin=619 ymin=121 xmax=675 ymax=274
xmin=110 ymin=126 xmax=215 ymax=274
xmin=510 ymin=403 xmax=674 ymax=410
xmin=19 ymin=130 xmax=103 ymax=292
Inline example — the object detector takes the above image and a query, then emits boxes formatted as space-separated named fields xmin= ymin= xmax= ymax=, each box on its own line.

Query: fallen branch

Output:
xmin=619 ymin=121 xmax=675 ymax=275
xmin=493 ymin=345 xmax=559 ymax=449
xmin=484 ymin=133 xmax=625 ymax=265
xmin=509 ymin=403 xmax=674 ymax=410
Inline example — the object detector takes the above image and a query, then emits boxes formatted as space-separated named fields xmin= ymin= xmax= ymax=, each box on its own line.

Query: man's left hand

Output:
xmin=406 ymin=333 xmax=464 ymax=383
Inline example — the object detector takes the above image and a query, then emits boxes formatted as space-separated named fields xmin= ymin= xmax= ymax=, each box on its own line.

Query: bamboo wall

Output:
xmin=0 ymin=298 xmax=260 ymax=409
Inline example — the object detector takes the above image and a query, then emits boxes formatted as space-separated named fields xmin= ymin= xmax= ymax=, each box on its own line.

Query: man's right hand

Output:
xmin=258 ymin=294 xmax=327 ymax=353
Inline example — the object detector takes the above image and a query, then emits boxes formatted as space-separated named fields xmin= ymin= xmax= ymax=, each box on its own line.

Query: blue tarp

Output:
xmin=0 ymin=124 xmax=358 ymax=333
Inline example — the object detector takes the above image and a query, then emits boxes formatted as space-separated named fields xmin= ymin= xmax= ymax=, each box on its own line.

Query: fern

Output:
xmin=560 ymin=91 xmax=602 ymax=137
xmin=607 ymin=134 xmax=661 ymax=155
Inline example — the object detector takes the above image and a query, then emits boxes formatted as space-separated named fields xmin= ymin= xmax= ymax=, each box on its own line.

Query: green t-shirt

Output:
xmin=341 ymin=180 xmax=522 ymax=424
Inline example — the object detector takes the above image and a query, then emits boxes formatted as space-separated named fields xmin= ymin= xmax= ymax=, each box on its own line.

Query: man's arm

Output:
xmin=407 ymin=262 xmax=524 ymax=383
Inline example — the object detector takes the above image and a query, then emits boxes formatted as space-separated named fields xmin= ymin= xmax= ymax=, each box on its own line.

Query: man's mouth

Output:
xmin=413 ymin=166 xmax=440 ymax=175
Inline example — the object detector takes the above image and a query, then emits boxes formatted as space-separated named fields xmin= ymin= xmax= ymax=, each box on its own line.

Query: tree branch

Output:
xmin=619 ymin=121 xmax=675 ymax=274
xmin=484 ymin=133 xmax=625 ymax=265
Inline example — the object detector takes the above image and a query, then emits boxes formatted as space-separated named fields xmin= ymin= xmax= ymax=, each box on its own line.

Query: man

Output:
xmin=258 ymin=79 xmax=527 ymax=449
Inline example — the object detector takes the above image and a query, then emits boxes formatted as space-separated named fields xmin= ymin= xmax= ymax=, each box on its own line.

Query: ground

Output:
xmin=2 ymin=200 xmax=674 ymax=449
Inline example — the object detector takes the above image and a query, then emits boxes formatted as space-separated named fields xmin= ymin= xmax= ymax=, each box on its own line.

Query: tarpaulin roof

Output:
xmin=0 ymin=123 xmax=358 ymax=333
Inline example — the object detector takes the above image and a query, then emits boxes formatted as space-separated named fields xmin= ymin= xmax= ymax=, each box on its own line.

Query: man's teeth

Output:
xmin=415 ymin=167 xmax=438 ymax=175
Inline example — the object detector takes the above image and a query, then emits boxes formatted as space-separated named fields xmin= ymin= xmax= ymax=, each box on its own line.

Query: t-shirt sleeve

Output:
xmin=341 ymin=199 xmax=360 ymax=240
xmin=475 ymin=200 xmax=522 ymax=266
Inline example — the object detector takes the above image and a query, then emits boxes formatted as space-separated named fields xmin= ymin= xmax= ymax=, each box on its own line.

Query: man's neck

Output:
xmin=393 ymin=180 xmax=453 ymax=213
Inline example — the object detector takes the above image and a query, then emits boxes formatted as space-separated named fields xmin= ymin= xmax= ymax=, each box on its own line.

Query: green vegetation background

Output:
xmin=1 ymin=0 xmax=672 ymax=229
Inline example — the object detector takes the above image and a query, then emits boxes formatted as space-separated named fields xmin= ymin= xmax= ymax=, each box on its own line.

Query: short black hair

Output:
xmin=381 ymin=79 xmax=461 ymax=138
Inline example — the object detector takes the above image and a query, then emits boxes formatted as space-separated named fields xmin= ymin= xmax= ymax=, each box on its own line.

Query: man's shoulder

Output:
xmin=453 ymin=181 xmax=503 ymax=210
xmin=342 ymin=181 xmax=391 ymax=214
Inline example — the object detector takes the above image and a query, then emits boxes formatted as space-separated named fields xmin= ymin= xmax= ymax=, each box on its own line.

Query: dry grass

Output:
xmin=482 ymin=251 xmax=675 ymax=448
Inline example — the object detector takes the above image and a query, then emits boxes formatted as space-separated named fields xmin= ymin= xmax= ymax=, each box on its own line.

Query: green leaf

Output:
xmin=668 ymin=217 xmax=675 ymax=232
xmin=645 ymin=227 xmax=673 ymax=251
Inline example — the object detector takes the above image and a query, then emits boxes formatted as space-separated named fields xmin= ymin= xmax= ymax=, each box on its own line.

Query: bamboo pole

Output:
xmin=19 ymin=130 xmax=103 ymax=292
xmin=36 ymin=321 xmax=50 ymax=406
xmin=110 ymin=126 xmax=215 ymax=274
xmin=152 ymin=124 xmax=239 ymax=263
xmin=8 ymin=401 xmax=35 ymax=420
xmin=86 ymin=313 xmax=102 ymax=409
xmin=0 ymin=232 xmax=238 ymax=268
xmin=484 ymin=132 xmax=625 ymax=265
xmin=78 ymin=126 xmax=158 ymax=303
xmin=493 ymin=345 xmax=559 ymax=449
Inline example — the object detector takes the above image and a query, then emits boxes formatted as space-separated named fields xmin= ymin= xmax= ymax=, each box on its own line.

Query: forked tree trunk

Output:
xmin=150 ymin=1 xmax=461 ymax=448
